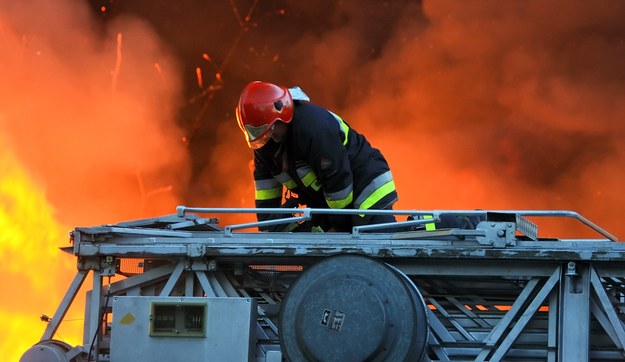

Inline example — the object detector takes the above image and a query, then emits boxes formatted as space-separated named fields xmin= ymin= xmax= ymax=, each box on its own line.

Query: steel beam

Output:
xmin=559 ymin=263 xmax=590 ymax=362
xmin=41 ymin=270 xmax=89 ymax=341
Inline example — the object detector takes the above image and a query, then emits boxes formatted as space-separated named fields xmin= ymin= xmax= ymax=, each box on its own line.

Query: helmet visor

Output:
xmin=236 ymin=106 xmax=275 ymax=149
xmin=248 ymin=126 xmax=274 ymax=149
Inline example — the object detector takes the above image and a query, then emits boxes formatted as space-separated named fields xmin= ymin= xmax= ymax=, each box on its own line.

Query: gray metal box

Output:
xmin=111 ymin=296 xmax=256 ymax=361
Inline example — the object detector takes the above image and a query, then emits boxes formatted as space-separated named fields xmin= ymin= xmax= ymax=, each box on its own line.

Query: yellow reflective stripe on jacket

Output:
xmin=254 ymin=179 xmax=282 ymax=200
xmin=326 ymin=190 xmax=354 ymax=209
xmin=358 ymin=179 xmax=395 ymax=210
xmin=296 ymin=166 xmax=321 ymax=191
xmin=324 ymin=184 xmax=353 ymax=209
xmin=329 ymin=111 xmax=350 ymax=146
xmin=423 ymin=214 xmax=436 ymax=231
xmin=274 ymin=172 xmax=297 ymax=190
xmin=354 ymin=171 xmax=396 ymax=210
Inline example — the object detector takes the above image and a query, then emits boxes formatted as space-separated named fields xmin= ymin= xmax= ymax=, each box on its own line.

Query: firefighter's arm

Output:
xmin=306 ymin=115 xmax=354 ymax=230
xmin=253 ymin=152 xmax=285 ymax=231
xmin=308 ymin=117 xmax=354 ymax=209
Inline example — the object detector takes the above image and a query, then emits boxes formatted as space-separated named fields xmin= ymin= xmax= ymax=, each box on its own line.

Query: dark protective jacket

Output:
xmin=253 ymin=101 xmax=398 ymax=231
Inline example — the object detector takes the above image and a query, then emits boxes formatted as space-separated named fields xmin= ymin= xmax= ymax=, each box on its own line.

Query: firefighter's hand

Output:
xmin=281 ymin=196 xmax=300 ymax=209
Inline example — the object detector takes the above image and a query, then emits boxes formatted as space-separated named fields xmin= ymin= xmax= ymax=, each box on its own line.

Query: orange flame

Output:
xmin=2 ymin=1 xmax=625 ymax=360
xmin=0 ymin=139 xmax=81 ymax=360
xmin=0 ymin=1 xmax=189 ymax=359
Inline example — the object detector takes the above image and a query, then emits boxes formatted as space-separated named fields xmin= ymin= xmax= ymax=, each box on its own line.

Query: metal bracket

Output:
xmin=102 ymin=255 xmax=116 ymax=276
xmin=476 ymin=221 xmax=516 ymax=248
xmin=565 ymin=261 xmax=582 ymax=293
xmin=185 ymin=258 xmax=216 ymax=271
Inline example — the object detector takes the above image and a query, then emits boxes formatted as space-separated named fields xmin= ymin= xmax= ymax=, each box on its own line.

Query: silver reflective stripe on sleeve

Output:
xmin=274 ymin=172 xmax=297 ymax=190
xmin=296 ymin=166 xmax=321 ymax=191
xmin=324 ymin=184 xmax=354 ymax=209
xmin=255 ymin=178 xmax=282 ymax=200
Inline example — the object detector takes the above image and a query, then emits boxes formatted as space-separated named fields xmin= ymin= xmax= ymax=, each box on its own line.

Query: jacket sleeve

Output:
xmin=309 ymin=111 xmax=354 ymax=209
xmin=298 ymin=108 xmax=354 ymax=229
xmin=253 ymin=148 xmax=284 ymax=231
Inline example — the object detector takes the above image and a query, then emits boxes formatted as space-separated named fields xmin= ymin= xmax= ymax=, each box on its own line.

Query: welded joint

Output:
xmin=186 ymin=243 xmax=206 ymax=257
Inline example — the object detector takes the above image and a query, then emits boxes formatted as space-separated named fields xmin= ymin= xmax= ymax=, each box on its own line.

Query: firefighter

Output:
xmin=236 ymin=81 xmax=398 ymax=232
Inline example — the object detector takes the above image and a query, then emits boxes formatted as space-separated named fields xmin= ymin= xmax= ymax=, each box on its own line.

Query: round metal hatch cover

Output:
xmin=279 ymin=254 xmax=428 ymax=361
xmin=20 ymin=340 xmax=73 ymax=362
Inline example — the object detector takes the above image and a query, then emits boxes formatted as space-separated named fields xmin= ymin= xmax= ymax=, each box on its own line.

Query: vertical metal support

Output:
xmin=185 ymin=271 xmax=195 ymax=296
xmin=548 ymin=288 xmax=558 ymax=362
xmin=41 ymin=270 xmax=89 ymax=341
xmin=83 ymin=291 xmax=92 ymax=346
xmin=88 ymin=270 xmax=103 ymax=361
xmin=559 ymin=262 xmax=590 ymax=362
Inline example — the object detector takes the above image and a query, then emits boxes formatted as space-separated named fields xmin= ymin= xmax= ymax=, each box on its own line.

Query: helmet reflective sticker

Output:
xmin=288 ymin=86 xmax=310 ymax=101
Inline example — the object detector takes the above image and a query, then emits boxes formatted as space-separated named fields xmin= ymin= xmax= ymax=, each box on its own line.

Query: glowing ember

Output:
xmin=111 ymin=32 xmax=123 ymax=92
xmin=196 ymin=66 xmax=203 ymax=88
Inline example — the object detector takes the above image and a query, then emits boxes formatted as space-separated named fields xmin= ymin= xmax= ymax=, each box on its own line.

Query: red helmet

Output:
xmin=236 ymin=81 xmax=294 ymax=149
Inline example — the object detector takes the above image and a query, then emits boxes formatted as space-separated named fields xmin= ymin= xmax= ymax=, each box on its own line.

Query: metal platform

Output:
xmin=21 ymin=207 xmax=625 ymax=362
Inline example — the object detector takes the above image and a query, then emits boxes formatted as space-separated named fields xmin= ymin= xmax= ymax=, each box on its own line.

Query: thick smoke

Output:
xmin=2 ymin=0 xmax=625 ymax=358
xmin=0 ymin=0 xmax=188 ymax=226
xmin=354 ymin=1 xmax=625 ymax=237
xmin=0 ymin=0 xmax=188 ymax=358
xmin=202 ymin=1 xmax=625 ymax=238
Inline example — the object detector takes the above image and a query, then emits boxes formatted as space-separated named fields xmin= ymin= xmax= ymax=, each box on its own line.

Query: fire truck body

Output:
xmin=20 ymin=207 xmax=625 ymax=361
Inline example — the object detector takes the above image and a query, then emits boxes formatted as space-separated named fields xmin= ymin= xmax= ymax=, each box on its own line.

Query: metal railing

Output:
xmin=175 ymin=206 xmax=618 ymax=241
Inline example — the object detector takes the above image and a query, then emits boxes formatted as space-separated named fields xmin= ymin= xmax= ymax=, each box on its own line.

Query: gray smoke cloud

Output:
xmin=1 ymin=1 xmax=624 ymax=358
xmin=2 ymin=0 xmax=622 ymax=234
xmin=203 ymin=0 xmax=625 ymax=238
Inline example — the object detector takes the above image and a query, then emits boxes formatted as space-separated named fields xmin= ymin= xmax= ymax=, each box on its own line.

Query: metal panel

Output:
xmin=110 ymin=296 xmax=256 ymax=362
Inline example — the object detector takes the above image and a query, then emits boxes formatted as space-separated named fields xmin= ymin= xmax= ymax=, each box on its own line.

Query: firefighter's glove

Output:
xmin=283 ymin=222 xmax=300 ymax=232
